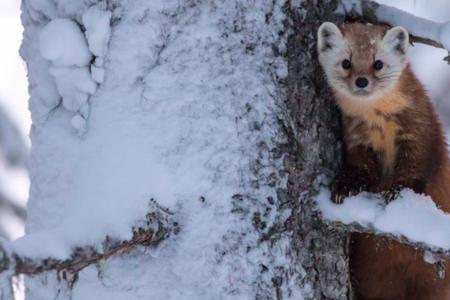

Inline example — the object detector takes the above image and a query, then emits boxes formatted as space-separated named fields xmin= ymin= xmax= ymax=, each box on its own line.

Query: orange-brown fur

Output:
xmin=328 ymin=24 xmax=450 ymax=299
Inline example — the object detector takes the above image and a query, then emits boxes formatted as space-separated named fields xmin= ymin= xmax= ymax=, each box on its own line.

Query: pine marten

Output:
xmin=317 ymin=22 xmax=450 ymax=299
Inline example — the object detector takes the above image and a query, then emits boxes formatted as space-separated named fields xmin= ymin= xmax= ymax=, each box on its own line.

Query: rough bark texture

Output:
xmin=279 ymin=1 xmax=351 ymax=298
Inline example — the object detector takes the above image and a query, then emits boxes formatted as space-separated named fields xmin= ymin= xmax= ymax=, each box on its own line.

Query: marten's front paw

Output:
xmin=330 ymin=189 xmax=346 ymax=204
xmin=330 ymin=182 xmax=360 ymax=204
xmin=382 ymin=187 xmax=401 ymax=203
xmin=330 ymin=171 xmax=366 ymax=204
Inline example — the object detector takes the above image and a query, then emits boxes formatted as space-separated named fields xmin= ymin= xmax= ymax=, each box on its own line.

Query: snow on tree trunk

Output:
xmin=19 ymin=0 xmax=351 ymax=299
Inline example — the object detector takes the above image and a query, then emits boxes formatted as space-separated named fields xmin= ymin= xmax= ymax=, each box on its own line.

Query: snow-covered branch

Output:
xmin=0 ymin=202 xmax=177 ymax=277
xmin=340 ymin=0 xmax=450 ymax=61
xmin=316 ymin=189 xmax=450 ymax=263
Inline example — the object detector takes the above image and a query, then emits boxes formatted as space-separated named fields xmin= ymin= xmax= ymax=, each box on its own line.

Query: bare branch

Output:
xmin=0 ymin=201 xmax=177 ymax=277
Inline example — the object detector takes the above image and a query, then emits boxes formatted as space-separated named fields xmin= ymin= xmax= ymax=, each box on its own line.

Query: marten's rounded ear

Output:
xmin=382 ymin=26 xmax=409 ymax=55
xmin=317 ymin=22 xmax=343 ymax=53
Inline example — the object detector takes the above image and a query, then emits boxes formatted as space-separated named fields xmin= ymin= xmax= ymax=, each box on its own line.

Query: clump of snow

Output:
xmin=39 ymin=18 xmax=91 ymax=67
xmin=316 ymin=188 xmax=450 ymax=250
xmin=48 ymin=66 xmax=96 ymax=112
xmin=70 ymin=115 xmax=87 ymax=136
xmin=82 ymin=5 xmax=112 ymax=84
xmin=90 ymin=64 xmax=105 ymax=84
xmin=38 ymin=17 xmax=98 ymax=135
xmin=82 ymin=6 xmax=111 ymax=58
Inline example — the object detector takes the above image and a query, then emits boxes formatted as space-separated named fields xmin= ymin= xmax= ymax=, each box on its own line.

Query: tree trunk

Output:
xmin=17 ymin=0 xmax=353 ymax=299
xmin=281 ymin=1 xmax=350 ymax=298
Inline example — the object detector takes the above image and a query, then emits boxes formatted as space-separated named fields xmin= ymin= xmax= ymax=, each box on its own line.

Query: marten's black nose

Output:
xmin=355 ymin=77 xmax=369 ymax=88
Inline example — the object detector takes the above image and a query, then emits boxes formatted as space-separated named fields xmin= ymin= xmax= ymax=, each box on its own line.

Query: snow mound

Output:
xmin=39 ymin=18 xmax=91 ymax=67
xmin=48 ymin=66 xmax=95 ymax=112
xmin=38 ymin=16 xmax=100 ymax=135
xmin=316 ymin=188 xmax=450 ymax=250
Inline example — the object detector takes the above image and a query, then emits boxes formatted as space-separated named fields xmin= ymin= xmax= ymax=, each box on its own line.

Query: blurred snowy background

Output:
xmin=0 ymin=0 xmax=30 ymax=240
xmin=0 ymin=0 xmax=450 ymax=241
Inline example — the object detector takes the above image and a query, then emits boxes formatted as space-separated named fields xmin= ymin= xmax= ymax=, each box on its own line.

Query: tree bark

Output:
xmin=279 ymin=1 xmax=350 ymax=298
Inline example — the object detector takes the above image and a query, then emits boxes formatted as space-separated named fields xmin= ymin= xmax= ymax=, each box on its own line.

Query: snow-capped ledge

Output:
xmin=0 ymin=201 xmax=177 ymax=277
xmin=316 ymin=189 xmax=450 ymax=261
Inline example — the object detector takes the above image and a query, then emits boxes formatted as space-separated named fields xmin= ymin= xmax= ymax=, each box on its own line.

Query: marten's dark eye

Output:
xmin=373 ymin=60 xmax=383 ymax=70
xmin=342 ymin=59 xmax=351 ymax=70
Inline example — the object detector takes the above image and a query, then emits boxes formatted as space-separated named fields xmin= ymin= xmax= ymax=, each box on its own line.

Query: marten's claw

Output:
xmin=382 ymin=187 xmax=400 ymax=203
xmin=330 ymin=183 xmax=350 ymax=204
xmin=331 ymin=192 xmax=344 ymax=204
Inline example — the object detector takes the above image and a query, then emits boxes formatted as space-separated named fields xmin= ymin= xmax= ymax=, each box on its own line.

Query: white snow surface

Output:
xmin=20 ymin=0 xmax=293 ymax=299
xmin=39 ymin=18 xmax=91 ymax=67
xmin=317 ymin=188 xmax=450 ymax=250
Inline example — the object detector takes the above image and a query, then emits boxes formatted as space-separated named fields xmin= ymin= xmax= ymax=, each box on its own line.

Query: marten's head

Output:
xmin=317 ymin=22 xmax=409 ymax=101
